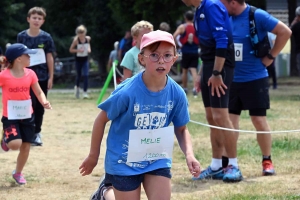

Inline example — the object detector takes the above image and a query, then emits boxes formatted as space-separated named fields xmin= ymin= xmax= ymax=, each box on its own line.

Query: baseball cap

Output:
xmin=5 ymin=43 xmax=37 ymax=63
xmin=296 ymin=6 xmax=300 ymax=16
xmin=140 ymin=30 xmax=176 ymax=50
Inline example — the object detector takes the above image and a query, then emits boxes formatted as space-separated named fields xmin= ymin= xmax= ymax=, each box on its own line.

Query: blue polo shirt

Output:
xmin=194 ymin=0 xmax=235 ymax=68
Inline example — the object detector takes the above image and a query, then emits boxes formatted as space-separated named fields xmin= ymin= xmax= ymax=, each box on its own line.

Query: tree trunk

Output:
xmin=288 ymin=0 xmax=298 ymax=76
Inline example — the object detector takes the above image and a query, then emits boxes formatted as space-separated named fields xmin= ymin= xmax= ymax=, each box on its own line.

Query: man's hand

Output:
xmin=208 ymin=75 xmax=227 ymax=97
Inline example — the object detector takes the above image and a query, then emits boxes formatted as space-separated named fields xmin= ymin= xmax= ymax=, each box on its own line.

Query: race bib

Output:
xmin=7 ymin=99 xmax=32 ymax=120
xmin=234 ymin=43 xmax=243 ymax=61
xmin=127 ymin=126 xmax=174 ymax=162
xmin=76 ymin=43 xmax=89 ymax=57
xmin=29 ymin=49 xmax=46 ymax=67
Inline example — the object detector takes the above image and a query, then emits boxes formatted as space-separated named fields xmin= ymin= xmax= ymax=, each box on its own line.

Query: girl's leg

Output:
xmin=143 ymin=174 xmax=171 ymax=200
xmin=6 ymin=139 xmax=22 ymax=150
xmin=75 ymin=61 xmax=82 ymax=87
xmin=82 ymin=60 xmax=89 ymax=92
xmin=113 ymin=186 xmax=141 ymax=200
xmin=15 ymin=142 xmax=31 ymax=173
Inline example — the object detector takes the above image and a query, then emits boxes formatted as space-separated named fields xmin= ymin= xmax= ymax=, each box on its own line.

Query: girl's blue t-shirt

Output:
xmin=231 ymin=5 xmax=278 ymax=82
xmin=99 ymin=72 xmax=190 ymax=176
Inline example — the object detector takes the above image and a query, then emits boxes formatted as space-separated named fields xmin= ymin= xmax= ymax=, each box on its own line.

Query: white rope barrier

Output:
xmin=189 ymin=120 xmax=300 ymax=134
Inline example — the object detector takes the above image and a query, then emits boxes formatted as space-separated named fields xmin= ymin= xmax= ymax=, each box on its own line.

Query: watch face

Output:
xmin=213 ymin=70 xmax=220 ymax=76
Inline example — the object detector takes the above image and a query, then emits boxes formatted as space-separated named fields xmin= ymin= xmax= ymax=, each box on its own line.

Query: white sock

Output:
xmin=228 ymin=158 xmax=238 ymax=168
xmin=210 ymin=158 xmax=222 ymax=170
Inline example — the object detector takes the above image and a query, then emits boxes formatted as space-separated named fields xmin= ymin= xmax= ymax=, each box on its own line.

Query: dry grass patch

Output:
xmin=0 ymin=83 xmax=300 ymax=199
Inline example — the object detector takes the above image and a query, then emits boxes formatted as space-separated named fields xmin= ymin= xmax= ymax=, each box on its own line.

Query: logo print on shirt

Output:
xmin=200 ymin=13 xmax=205 ymax=20
xmin=133 ymin=103 xmax=140 ymax=116
xmin=38 ymin=44 xmax=44 ymax=48
xmin=216 ymin=27 xmax=224 ymax=31
xmin=9 ymin=87 xmax=30 ymax=92
xmin=167 ymin=101 xmax=174 ymax=112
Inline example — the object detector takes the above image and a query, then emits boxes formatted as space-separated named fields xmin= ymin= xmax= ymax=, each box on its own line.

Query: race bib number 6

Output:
xmin=234 ymin=43 xmax=243 ymax=61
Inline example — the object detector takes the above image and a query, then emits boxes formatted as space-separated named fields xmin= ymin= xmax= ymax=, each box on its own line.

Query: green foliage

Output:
xmin=0 ymin=0 xmax=269 ymax=76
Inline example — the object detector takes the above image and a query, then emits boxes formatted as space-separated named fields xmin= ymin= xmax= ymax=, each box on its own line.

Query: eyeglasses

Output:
xmin=143 ymin=53 xmax=175 ymax=63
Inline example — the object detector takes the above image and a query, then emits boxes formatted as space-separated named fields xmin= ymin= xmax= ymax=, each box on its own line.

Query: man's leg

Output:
xmin=181 ymin=68 xmax=188 ymax=91
xmin=250 ymin=114 xmax=275 ymax=176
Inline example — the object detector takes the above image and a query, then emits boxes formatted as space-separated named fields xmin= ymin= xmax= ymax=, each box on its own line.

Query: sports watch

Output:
xmin=266 ymin=53 xmax=275 ymax=60
xmin=212 ymin=70 xmax=221 ymax=76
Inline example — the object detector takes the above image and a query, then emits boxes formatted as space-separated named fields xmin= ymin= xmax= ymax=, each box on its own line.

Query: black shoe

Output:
xmin=31 ymin=133 xmax=43 ymax=146
xmin=90 ymin=175 xmax=112 ymax=200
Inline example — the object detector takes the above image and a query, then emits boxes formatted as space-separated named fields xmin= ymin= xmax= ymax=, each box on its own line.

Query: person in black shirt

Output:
xmin=17 ymin=7 xmax=55 ymax=146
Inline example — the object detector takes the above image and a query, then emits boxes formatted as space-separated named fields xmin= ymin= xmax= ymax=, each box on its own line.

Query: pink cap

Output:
xmin=140 ymin=30 xmax=176 ymax=50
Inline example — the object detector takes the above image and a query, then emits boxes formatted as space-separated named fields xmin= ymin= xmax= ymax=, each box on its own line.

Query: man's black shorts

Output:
xmin=201 ymin=62 xmax=234 ymax=108
xmin=229 ymin=77 xmax=270 ymax=116
xmin=181 ymin=53 xmax=199 ymax=69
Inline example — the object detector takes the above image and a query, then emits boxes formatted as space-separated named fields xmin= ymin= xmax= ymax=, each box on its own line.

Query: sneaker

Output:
xmin=90 ymin=175 xmax=112 ymax=200
xmin=1 ymin=131 xmax=9 ymax=152
xmin=12 ymin=170 xmax=26 ymax=185
xmin=31 ymin=133 xmax=43 ymax=146
xmin=83 ymin=92 xmax=89 ymax=99
xmin=223 ymin=165 xmax=243 ymax=183
xmin=74 ymin=86 xmax=80 ymax=99
xmin=262 ymin=160 xmax=275 ymax=176
xmin=192 ymin=88 xmax=198 ymax=98
xmin=192 ymin=166 xmax=224 ymax=180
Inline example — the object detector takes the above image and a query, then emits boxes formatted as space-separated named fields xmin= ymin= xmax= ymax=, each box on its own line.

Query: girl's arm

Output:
xmin=31 ymin=82 xmax=51 ymax=109
xmin=79 ymin=110 xmax=110 ymax=176
xmin=174 ymin=126 xmax=201 ymax=177
xmin=87 ymin=36 xmax=92 ymax=53
xmin=69 ymin=37 xmax=81 ymax=54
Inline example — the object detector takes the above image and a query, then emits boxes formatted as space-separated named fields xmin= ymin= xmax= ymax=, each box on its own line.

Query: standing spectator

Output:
xmin=69 ymin=25 xmax=92 ymax=99
xmin=221 ymin=0 xmax=291 ymax=175
xmin=290 ymin=6 xmax=300 ymax=77
xmin=107 ymin=41 xmax=119 ymax=69
xmin=181 ymin=0 xmax=243 ymax=182
xmin=267 ymin=32 xmax=277 ymax=89
xmin=17 ymin=7 xmax=55 ymax=146
xmin=159 ymin=22 xmax=171 ymax=32
xmin=121 ymin=20 xmax=153 ymax=80
xmin=173 ymin=10 xmax=200 ymax=96
xmin=118 ymin=31 xmax=132 ymax=62
xmin=54 ymin=57 xmax=63 ymax=76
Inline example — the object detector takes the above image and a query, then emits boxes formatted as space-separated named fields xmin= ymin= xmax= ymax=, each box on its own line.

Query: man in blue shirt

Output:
xmin=220 ymin=0 xmax=291 ymax=175
xmin=181 ymin=0 xmax=242 ymax=182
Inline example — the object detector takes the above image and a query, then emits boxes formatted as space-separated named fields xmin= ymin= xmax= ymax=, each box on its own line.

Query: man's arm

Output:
xmin=173 ymin=24 xmax=185 ymax=47
xmin=270 ymin=21 xmax=292 ymax=57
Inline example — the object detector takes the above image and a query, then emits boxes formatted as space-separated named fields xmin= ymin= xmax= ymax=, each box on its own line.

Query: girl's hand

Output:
xmin=79 ymin=155 xmax=98 ymax=176
xmin=43 ymin=101 xmax=52 ymax=109
xmin=186 ymin=155 xmax=201 ymax=178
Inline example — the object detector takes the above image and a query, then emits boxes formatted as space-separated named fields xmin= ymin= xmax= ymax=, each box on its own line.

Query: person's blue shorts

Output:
xmin=105 ymin=168 xmax=172 ymax=191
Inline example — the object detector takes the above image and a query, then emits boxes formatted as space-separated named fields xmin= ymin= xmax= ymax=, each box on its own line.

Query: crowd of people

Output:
xmin=0 ymin=1 xmax=298 ymax=200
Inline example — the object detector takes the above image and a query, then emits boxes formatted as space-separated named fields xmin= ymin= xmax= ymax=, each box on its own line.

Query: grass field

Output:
xmin=0 ymin=78 xmax=300 ymax=200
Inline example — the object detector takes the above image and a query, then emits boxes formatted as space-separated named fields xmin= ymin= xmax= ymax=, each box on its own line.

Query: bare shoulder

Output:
xmin=86 ymin=36 xmax=91 ymax=41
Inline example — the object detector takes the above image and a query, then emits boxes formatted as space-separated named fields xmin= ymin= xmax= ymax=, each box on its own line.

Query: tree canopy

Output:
xmin=0 ymin=0 xmax=189 ymax=73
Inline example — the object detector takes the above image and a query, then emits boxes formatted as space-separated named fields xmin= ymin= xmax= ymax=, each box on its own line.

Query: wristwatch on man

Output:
xmin=212 ymin=70 xmax=221 ymax=76
xmin=266 ymin=53 xmax=275 ymax=60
